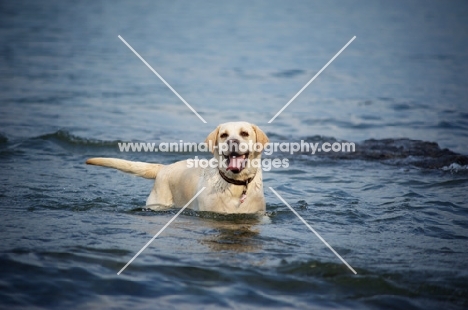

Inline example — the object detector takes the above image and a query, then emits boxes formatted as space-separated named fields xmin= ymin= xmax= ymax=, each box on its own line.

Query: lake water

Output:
xmin=1 ymin=1 xmax=468 ymax=309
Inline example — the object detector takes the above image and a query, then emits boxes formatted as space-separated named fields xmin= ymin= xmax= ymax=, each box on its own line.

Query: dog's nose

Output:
xmin=227 ymin=139 xmax=240 ymax=153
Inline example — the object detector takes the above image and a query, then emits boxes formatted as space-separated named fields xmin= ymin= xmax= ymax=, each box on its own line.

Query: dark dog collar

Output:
xmin=218 ymin=170 xmax=256 ymax=204
xmin=218 ymin=170 xmax=254 ymax=186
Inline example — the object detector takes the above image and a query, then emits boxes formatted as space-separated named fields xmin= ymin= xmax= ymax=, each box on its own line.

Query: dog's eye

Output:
xmin=240 ymin=131 xmax=249 ymax=137
xmin=220 ymin=133 xmax=228 ymax=139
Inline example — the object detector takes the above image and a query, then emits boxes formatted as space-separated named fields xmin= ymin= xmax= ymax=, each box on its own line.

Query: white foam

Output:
xmin=441 ymin=163 xmax=468 ymax=172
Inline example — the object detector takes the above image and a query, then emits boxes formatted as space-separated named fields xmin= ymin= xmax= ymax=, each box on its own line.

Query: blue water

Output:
xmin=1 ymin=1 xmax=468 ymax=309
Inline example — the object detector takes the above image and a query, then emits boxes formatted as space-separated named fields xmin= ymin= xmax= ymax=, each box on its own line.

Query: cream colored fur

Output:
xmin=86 ymin=122 xmax=268 ymax=214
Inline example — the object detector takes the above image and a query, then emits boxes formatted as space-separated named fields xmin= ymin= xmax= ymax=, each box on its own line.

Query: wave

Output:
xmin=36 ymin=130 xmax=123 ymax=148
xmin=337 ymin=138 xmax=468 ymax=169
xmin=4 ymin=130 xmax=467 ymax=170
xmin=289 ymin=136 xmax=468 ymax=169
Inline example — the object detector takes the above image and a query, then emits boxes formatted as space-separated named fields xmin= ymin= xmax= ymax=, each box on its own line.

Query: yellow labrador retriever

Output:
xmin=86 ymin=122 xmax=269 ymax=214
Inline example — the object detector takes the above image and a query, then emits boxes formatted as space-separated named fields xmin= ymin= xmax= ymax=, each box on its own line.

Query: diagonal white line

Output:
xmin=268 ymin=36 xmax=356 ymax=123
xmin=117 ymin=187 xmax=206 ymax=275
xmin=269 ymin=187 xmax=357 ymax=274
xmin=118 ymin=35 xmax=207 ymax=124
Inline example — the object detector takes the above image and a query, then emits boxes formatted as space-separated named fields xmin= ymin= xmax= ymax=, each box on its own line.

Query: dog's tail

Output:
xmin=86 ymin=157 xmax=163 ymax=179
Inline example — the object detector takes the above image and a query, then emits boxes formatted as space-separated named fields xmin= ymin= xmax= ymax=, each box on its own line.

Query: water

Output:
xmin=1 ymin=1 xmax=468 ymax=309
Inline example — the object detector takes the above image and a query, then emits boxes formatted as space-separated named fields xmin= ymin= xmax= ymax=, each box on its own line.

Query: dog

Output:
xmin=86 ymin=122 xmax=269 ymax=214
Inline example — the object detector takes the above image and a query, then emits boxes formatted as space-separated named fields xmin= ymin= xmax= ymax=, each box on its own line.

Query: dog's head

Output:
xmin=205 ymin=122 xmax=269 ymax=180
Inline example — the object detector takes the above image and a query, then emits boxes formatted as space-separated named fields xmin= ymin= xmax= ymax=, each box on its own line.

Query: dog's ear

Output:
xmin=252 ymin=124 xmax=269 ymax=152
xmin=205 ymin=125 xmax=219 ymax=153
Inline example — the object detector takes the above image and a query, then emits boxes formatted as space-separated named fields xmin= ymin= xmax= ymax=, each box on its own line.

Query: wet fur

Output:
xmin=86 ymin=122 xmax=268 ymax=214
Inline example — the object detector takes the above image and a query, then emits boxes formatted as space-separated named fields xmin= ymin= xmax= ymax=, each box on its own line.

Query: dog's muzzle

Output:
xmin=222 ymin=139 xmax=249 ymax=173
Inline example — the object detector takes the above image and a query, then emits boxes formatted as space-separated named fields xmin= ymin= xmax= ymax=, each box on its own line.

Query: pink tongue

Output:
xmin=227 ymin=156 xmax=246 ymax=171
